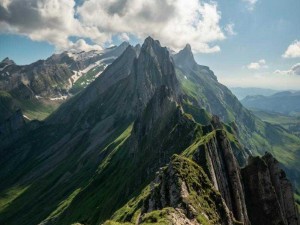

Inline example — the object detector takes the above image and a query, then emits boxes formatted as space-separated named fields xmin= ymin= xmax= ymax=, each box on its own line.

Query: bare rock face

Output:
xmin=141 ymin=154 xmax=234 ymax=225
xmin=131 ymin=85 xmax=179 ymax=145
xmin=173 ymin=44 xmax=197 ymax=70
xmin=191 ymin=128 xmax=250 ymax=225
xmin=132 ymin=36 xmax=180 ymax=112
xmin=242 ymin=153 xmax=299 ymax=225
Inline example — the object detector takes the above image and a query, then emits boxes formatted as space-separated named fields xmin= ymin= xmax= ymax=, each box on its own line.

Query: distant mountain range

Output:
xmin=241 ymin=91 xmax=300 ymax=115
xmin=0 ymin=37 xmax=299 ymax=225
xmin=0 ymin=42 xmax=129 ymax=121
xmin=230 ymin=87 xmax=279 ymax=100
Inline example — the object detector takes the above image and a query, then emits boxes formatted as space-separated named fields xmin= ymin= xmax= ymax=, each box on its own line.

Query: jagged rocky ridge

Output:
xmin=0 ymin=37 xmax=299 ymax=225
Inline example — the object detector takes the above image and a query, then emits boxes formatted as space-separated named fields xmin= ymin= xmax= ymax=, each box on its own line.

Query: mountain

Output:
xmin=0 ymin=37 xmax=299 ymax=225
xmin=229 ymin=87 xmax=279 ymax=100
xmin=241 ymin=91 xmax=300 ymax=115
xmin=0 ymin=42 xmax=129 ymax=121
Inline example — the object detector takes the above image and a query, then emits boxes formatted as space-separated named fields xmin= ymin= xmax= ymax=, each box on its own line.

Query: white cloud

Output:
xmin=77 ymin=0 xmax=226 ymax=53
xmin=0 ymin=0 xmax=227 ymax=53
xmin=224 ymin=23 xmax=237 ymax=36
xmin=220 ymin=72 xmax=300 ymax=90
xmin=0 ymin=0 xmax=11 ymax=10
xmin=242 ymin=0 xmax=258 ymax=11
xmin=119 ymin=33 xmax=130 ymax=42
xmin=247 ymin=59 xmax=267 ymax=70
xmin=274 ymin=63 xmax=300 ymax=76
xmin=68 ymin=39 xmax=103 ymax=53
xmin=0 ymin=0 xmax=104 ymax=51
xmin=282 ymin=40 xmax=300 ymax=58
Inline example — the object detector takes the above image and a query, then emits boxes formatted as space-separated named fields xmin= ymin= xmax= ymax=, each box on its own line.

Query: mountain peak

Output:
xmin=184 ymin=43 xmax=192 ymax=51
xmin=118 ymin=41 xmax=130 ymax=48
xmin=143 ymin=36 xmax=161 ymax=49
xmin=173 ymin=44 xmax=197 ymax=70
xmin=1 ymin=57 xmax=15 ymax=66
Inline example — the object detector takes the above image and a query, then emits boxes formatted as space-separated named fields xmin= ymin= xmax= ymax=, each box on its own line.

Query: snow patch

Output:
xmin=50 ymin=95 xmax=68 ymax=101
xmin=23 ymin=114 xmax=31 ymax=120
xmin=69 ymin=57 xmax=116 ymax=88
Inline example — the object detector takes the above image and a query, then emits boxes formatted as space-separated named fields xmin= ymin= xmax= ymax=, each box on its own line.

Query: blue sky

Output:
xmin=0 ymin=0 xmax=299 ymax=89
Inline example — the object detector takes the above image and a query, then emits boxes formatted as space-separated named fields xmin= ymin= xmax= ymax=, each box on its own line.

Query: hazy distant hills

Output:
xmin=241 ymin=91 xmax=300 ymax=115
xmin=230 ymin=87 xmax=279 ymax=100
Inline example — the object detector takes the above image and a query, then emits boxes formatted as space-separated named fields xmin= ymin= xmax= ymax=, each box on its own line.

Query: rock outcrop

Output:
xmin=173 ymin=44 xmax=197 ymax=70
xmin=131 ymin=36 xmax=180 ymax=113
xmin=242 ymin=153 xmax=299 ymax=225
xmin=142 ymin=154 xmax=234 ymax=225
xmin=190 ymin=128 xmax=250 ymax=225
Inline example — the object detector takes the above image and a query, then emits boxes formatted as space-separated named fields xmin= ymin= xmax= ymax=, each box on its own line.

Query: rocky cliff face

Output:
xmin=242 ymin=153 xmax=299 ymax=225
xmin=173 ymin=44 xmax=197 ymax=71
xmin=187 ymin=125 xmax=250 ymax=224
xmin=141 ymin=154 xmax=234 ymax=225
xmin=0 ymin=58 xmax=73 ymax=98
xmin=130 ymin=37 xmax=180 ymax=113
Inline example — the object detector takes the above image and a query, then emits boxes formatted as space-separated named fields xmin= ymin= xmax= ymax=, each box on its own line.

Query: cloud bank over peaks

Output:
xmin=0 ymin=0 xmax=229 ymax=53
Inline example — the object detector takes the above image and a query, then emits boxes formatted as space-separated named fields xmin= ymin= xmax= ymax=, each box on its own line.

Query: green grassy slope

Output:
xmin=0 ymin=90 xmax=61 ymax=122
xmin=251 ymin=109 xmax=300 ymax=137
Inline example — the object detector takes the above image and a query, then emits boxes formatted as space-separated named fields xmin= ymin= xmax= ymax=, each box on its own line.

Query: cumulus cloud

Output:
xmin=242 ymin=0 xmax=258 ymax=11
xmin=77 ymin=0 xmax=226 ymax=53
xmin=119 ymin=33 xmax=130 ymax=42
xmin=247 ymin=59 xmax=267 ymax=70
xmin=282 ymin=40 xmax=300 ymax=58
xmin=274 ymin=63 xmax=300 ymax=76
xmin=0 ymin=0 xmax=105 ymax=51
xmin=0 ymin=0 xmax=227 ymax=53
xmin=224 ymin=23 xmax=237 ymax=36
xmin=68 ymin=39 xmax=103 ymax=53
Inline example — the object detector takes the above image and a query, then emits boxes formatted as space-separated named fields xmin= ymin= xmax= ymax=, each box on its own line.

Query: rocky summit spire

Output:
xmin=0 ymin=57 xmax=15 ymax=66
xmin=173 ymin=43 xmax=197 ymax=70
xmin=132 ymin=36 xmax=180 ymax=109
